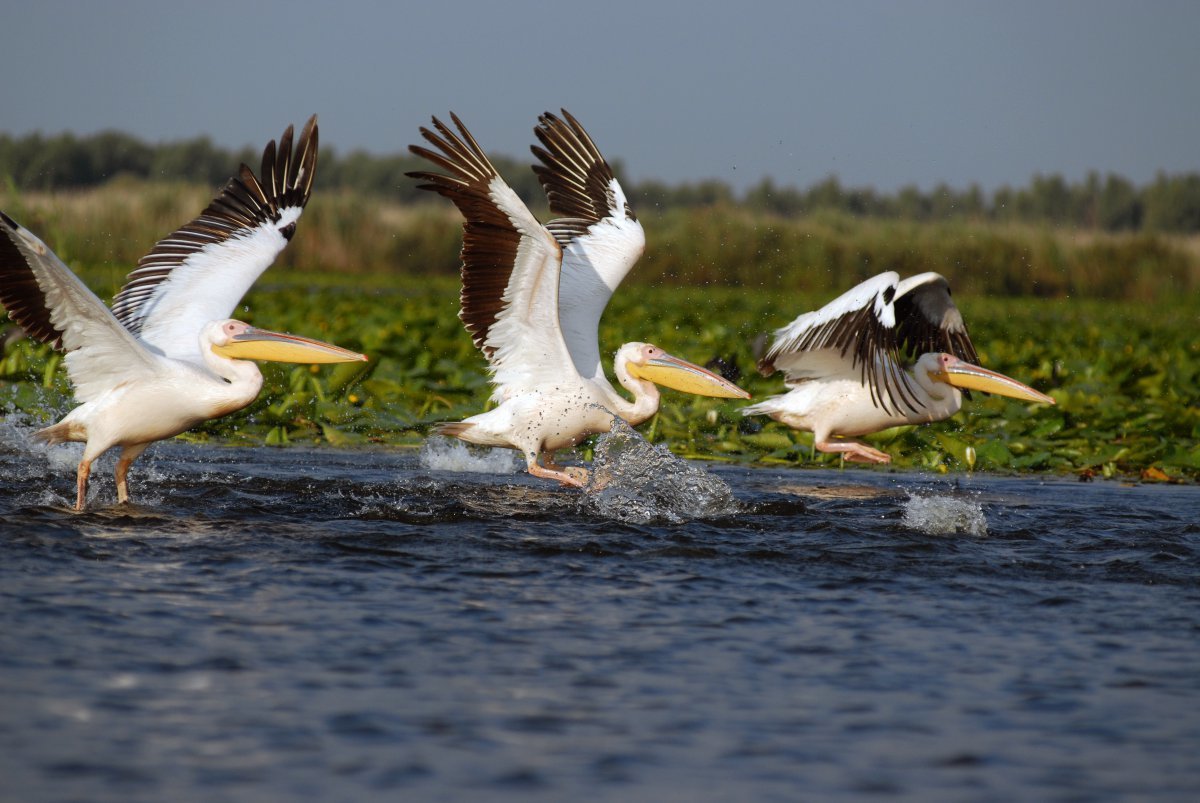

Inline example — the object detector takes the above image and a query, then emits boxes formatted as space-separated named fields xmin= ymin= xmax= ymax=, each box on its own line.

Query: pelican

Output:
xmin=743 ymin=272 xmax=1054 ymax=463
xmin=0 ymin=117 xmax=367 ymax=510
xmin=408 ymin=110 xmax=749 ymax=486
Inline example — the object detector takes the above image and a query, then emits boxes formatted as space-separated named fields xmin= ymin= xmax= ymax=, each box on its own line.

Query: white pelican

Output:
xmin=743 ymin=272 xmax=1055 ymax=463
xmin=408 ymin=110 xmax=749 ymax=486
xmin=0 ymin=118 xmax=367 ymax=510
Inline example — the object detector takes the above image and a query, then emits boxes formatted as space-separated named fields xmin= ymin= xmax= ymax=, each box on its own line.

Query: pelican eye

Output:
xmin=280 ymin=222 xmax=297 ymax=241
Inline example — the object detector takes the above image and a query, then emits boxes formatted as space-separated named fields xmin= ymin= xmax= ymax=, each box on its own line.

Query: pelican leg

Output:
xmin=562 ymin=466 xmax=590 ymax=485
xmin=815 ymin=439 xmax=892 ymax=464
xmin=75 ymin=459 xmax=92 ymax=511
xmin=526 ymin=452 xmax=587 ymax=488
xmin=115 ymin=443 xmax=151 ymax=505
xmin=542 ymin=451 xmax=590 ymax=485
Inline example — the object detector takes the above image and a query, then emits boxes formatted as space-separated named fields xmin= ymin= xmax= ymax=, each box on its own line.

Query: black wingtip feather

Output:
xmin=110 ymin=117 xmax=320 ymax=332
xmin=0 ymin=216 xmax=66 ymax=350
xmin=530 ymin=109 xmax=634 ymax=224
xmin=406 ymin=113 xmax=522 ymax=358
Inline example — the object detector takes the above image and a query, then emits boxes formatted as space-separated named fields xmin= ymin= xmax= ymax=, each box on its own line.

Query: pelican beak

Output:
xmin=629 ymin=352 xmax=751 ymax=399
xmin=935 ymin=361 xmax=1054 ymax=404
xmin=212 ymin=327 xmax=368 ymax=364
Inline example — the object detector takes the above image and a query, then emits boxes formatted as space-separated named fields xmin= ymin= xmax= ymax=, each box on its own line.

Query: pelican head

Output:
xmin=207 ymin=320 xmax=367 ymax=364
xmin=924 ymin=353 xmax=1054 ymax=404
xmin=621 ymin=342 xmax=750 ymax=399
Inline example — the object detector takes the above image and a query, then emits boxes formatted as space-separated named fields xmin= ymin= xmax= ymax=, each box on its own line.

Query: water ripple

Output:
xmin=1 ymin=437 xmax=1198 ymax=801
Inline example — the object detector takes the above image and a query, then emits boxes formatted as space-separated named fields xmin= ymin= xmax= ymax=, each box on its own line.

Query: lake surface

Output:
xmin=1 ymin=425 xmax=1198 ymax=802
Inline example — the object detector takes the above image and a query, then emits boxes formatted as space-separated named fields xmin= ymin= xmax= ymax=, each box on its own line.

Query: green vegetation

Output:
xmin=4 ymin=127 xmax=1200 ymax=233
xmin=4 ymin=184 xmax=1199 ymax=303
xmin=3 ymin=262 xmax=1196 ymax=482
xmin=2 ymin=181 xmax=1197 ymax=482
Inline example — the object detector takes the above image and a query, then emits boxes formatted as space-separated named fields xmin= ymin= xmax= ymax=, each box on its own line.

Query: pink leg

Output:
xmin=543 ymin=452 xmax=588 ymax=481
xmin=115 ymin=443 xmax=150 ymax=505
xmin=75 ymin=459 xmax=92 ymax=511
xmin=815 ymin=439 xmax=892 ymax=464
xmin=526 ymin=452 xmax=588 ymax=487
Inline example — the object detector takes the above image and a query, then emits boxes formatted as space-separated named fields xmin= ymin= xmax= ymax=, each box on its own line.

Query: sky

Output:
xmin=3 ymin=0 xmax=1198 ymax=194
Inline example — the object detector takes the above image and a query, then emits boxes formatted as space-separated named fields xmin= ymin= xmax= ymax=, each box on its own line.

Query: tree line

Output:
xmin=3 ymin=129 xmax=1199 ymax=233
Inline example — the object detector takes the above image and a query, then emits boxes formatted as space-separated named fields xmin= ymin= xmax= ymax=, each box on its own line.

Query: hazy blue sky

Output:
xmin=3 ymin=1 xmax=1198 ymax=193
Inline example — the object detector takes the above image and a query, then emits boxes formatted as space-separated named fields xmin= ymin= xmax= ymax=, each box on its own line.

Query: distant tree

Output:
xmin=1098 ymin=173 xmax=1141 ymax=231
xmin=630 ymin=179 xmax=674 ymax=212
xmin=1142 ymin=172 xmax=1200 ymax=233
xmin=928 ymin=183 xmax=961 ymax=220
xmin=5 ymin=128 xmax=1200 ymax=233
xmin=324 ymin=149 xmax=420 ymax=200
xmin=1021 ymin=173 xmax=1072 ymax=224
xmin=950 ymin=183 xmax=986 ymax=220
xmin=662 ymin=179 xmax=735 ymax=208
xmin=804 ymin=176 xmax=845 ymax=212
xmin=744 ymin=177 xmax=805 ymax=217
xmin=80 ymin=131 xmax=154 ymax=183
xmin=11 ymin=133 xmax=89 ymax=188
xmin=843 ymin=185 xmax=880 ymax=216
xmin=149 ymin=136 xmax=235 ymax=185
xmin=991 ymin=185 xmax=1016 ymax=223
xmin=893 ymin=185 xmax=931 ymax=220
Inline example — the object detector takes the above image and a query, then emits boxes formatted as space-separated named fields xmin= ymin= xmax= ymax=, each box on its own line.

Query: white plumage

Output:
xmin=745 ymin=272 xmax=1053 ymax=463
xmin=408 ymin=110 xmax=747 ymax=486
xmin=0 ymin=118 xmax=366 ymax=510
xmin=111 ymin=117 xmax=318 ymax=365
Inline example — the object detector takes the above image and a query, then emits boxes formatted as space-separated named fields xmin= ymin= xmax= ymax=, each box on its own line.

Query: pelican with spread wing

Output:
xmin=408 ymin=110 xmax=748 ymax=486
xmin=0 ymin=118 xmax=367 ymax=510
xmin=743 ymin=272 xmax=1054 ymax=463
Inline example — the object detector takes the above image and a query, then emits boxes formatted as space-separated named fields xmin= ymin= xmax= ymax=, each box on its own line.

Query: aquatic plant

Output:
xmin=2 ymin=178 xmax=1196 ymax=481
xmin=5 ymin=269 xmax=1194 ymax=481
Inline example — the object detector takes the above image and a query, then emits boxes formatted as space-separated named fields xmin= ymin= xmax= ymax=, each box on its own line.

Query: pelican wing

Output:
xmin=768 ymin=347 xmax=861 ymax=388
xmin=0 ymin=212 xmax=159 ymax=403
xmin=407 ymin=114 xmax=575 ymax=398
xmin=761 ymin=271 xmax=981 ymax=415
xmin=532 ymin=110 xmax=645 ymax=383
xmin=110 ymin=116 xmax=318 ymax=365
xmin=892 ymin=272 xmax=978 ymax=364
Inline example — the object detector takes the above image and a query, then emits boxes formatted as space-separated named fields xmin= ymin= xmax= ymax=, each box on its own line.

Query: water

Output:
xmin=2 ymin=423 xmax=1199 ymax=802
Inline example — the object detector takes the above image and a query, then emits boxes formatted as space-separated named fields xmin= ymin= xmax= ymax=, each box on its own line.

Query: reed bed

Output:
xmin=2 ymin=183 xmax=1197 ymax=480
xmin=4 ymin=182 xmax=1199 ymax=301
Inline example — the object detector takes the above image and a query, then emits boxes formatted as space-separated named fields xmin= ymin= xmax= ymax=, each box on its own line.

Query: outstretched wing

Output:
xmin=0 ymin=211 xmax=159 ymax=403
xmin=110 ymin=116 xmax=318 ymax=365
xmin=531 ymin=109 xmax=645 ymax=384
xmin=759 ymin=271 xmax=977 ymax=415
xmin=892 ymin=272 xmax=977 ymax=365
xmin=407 ymin=113 xmax=576 ymax=400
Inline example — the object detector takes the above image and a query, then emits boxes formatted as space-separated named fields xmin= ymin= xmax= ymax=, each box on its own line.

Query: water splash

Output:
xmin=901 ymin=493 xmax=988 ymax=536
xmin=580 ymin=418 xmax=739 ymax=524
xmin=419 ymin=437 xmax=521 ymax=475
xmin=1 ymin=411 xmax=78 ymax=472
xmin=0 ymin=410 xmax=44 ymax=446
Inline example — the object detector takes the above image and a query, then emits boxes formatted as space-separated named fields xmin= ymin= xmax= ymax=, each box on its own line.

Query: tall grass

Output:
xmin=3 ymin=267 xmax=1197 ymax=478
xmin=3 ymin=182 xmax=1198 ymax=302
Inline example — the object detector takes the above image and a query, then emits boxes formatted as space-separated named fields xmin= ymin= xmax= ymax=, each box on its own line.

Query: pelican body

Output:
xmin=745 ymin=272 xmax=1054 ymax=463
xmin=409 ymin=111 xmax=748 ymax=486
xmin=0 ymin=118 xmax=367 ymax=510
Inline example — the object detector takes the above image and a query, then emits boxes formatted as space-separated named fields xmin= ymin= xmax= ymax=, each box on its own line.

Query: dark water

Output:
xmin=2 ymin=425 xmax=1198 ymax=802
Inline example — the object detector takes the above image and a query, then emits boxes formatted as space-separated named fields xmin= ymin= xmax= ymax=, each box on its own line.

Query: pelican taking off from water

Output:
xmin=408 ymin=110 xmax=748 ymax=486
xmin=743 ymin=272 xmax=1054 ymax=463
xmin=0 ymin=118 xmax=367 ymax=510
